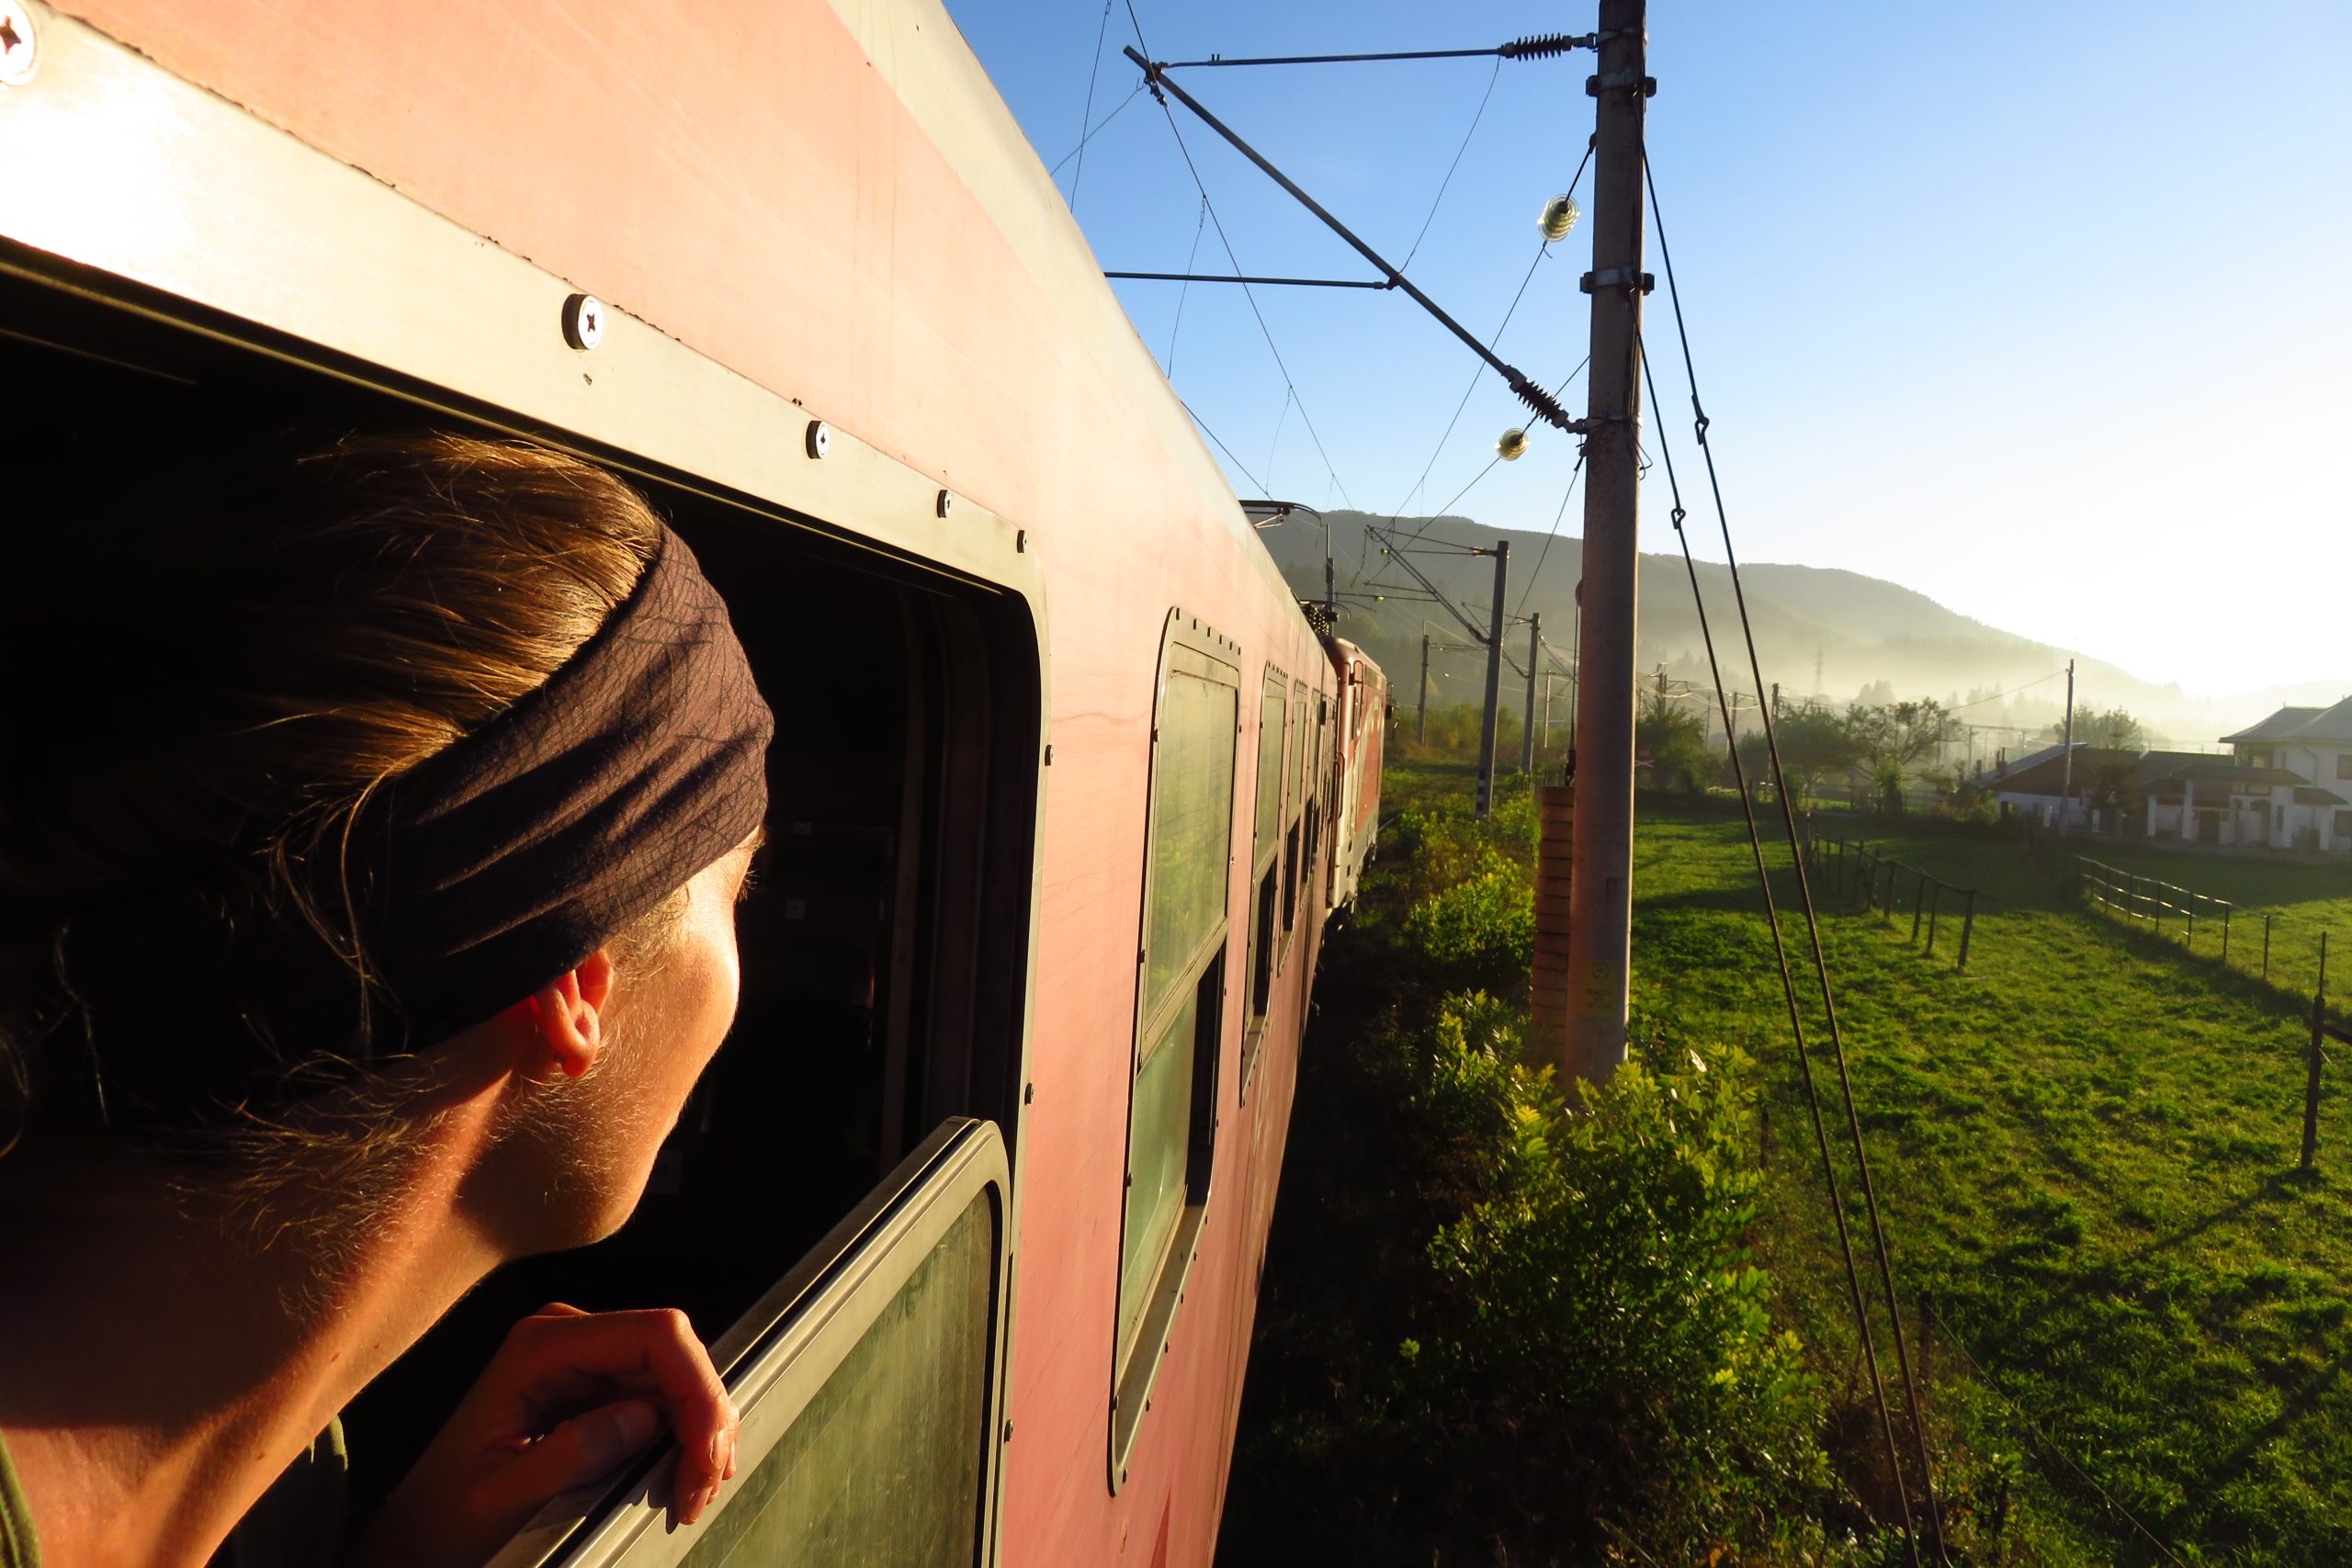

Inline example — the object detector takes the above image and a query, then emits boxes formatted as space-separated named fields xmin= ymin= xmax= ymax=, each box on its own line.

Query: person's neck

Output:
xmin=0 ymin=1134 xmax=502 ymax=1568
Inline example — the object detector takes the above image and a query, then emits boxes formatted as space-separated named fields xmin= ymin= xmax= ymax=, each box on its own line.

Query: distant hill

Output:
xmin=1260 ymin=511 xmax=2349 ymax=749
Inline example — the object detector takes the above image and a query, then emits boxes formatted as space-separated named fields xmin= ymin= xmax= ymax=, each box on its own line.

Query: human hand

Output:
xmin=352 ymin=1303 xmax=740 ymax=1568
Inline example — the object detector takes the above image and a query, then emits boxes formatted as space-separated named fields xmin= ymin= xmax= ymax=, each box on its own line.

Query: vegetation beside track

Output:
xmin=1222 ymin=760 xmax=2352 ymax=1566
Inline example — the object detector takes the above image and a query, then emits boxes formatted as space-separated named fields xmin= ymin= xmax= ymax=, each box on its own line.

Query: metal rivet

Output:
xmin=1023 ymin=1082 xmax=1035 ymax=1104
xmin=0 ymin=1 xmax=39 ymax=87
xmin=1016 ymin=529 xmax=1027 ymax=552
xmin=1043 ymin=744 xmax=1055 ymax=766
xmin=804 ymin=420 xmax=831 ymax=459
xmin=1002 ymin=1420 xmax=1014 ymax=1443
xmin=561 ymin=293 xmax=605 ymax=351
xmin=936 ymin=490 xmax=955 ymax=519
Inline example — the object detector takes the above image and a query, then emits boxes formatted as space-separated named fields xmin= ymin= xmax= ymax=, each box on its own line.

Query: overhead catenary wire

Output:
xmin=1643 ymin=152 xmax=1949 ymax=1561
xmin=1157 ymin=32 xmax=1588 ymax=70
xmin=1124 ymin=4 xmax=1358 ymax=511
xmin=1163 ymin=197 xmax=1209 ymax=378
xmin=1919 ymin=1300 xmax=2193 ymax=1568
xmin=1067 ymin=0 xmax=1117 ymax=210
xmin=1399 ymin=55 xmax=1503 ymax=273
xmin=1049 ymin=84 xmax=1147 ymax=180
xmin=1639 ymin=342 xmax=1919 ymax=1552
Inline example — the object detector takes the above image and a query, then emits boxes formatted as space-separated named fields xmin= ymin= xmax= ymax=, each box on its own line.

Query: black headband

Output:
xmin=37 ymin=525 xmax=773 ymax=1131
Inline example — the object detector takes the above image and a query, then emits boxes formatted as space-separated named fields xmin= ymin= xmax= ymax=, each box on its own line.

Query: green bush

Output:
xmin=1226 ymin=980 xmax=1849 ymax=1564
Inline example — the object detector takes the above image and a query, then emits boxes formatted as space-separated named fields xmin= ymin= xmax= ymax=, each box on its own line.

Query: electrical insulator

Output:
xmin=1496 ymin=427 xmax=1529 ymax=461
xmin=1540 ymin=195 xmax=1579 ymax=242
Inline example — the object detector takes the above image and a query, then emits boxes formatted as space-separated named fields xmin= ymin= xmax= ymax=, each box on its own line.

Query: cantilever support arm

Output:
xmin=1125 ymin=45 xmax=1581 ymax=434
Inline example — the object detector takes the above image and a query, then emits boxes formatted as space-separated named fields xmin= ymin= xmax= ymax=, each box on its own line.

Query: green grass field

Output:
xmin=1623 ymin=800 xmax=2352 ymax=1563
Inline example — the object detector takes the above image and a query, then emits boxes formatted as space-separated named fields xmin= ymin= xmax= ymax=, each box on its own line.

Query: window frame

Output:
xmin=1241 ymin=663 xmax=1291 ymax=1096
xmin=1111 ymin=610 xmax=1240 ymax=1486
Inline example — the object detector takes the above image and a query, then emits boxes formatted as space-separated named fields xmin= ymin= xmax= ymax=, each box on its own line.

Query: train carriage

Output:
xmin=0 ymin=1 xmax=1384 ymax=1564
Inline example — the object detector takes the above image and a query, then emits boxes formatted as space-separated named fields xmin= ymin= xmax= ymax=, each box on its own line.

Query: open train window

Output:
xmin=1112 ymin=612 xmax=1238 ymax=1484
xmin=0 ymin=267 xmax=1039 ymax=1558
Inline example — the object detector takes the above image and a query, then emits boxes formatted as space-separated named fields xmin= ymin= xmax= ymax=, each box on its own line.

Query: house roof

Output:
xmin=1987 ymin=746 xmax=2140 ymax=799
xmin=2144 ymin=761 xmax=2316 ymax=795
xmin=2294 ymin=785 xmax=2351 ymax=807
xmin=2128 ymin=750 xmax=2212 ymax=788
xmin=2222 ymin=699 xmax=2352 ymax=746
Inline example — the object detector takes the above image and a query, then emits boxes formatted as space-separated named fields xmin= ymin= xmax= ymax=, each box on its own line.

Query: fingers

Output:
xmin=493 ymin=1307 xmax=740 ymax=1525
xmin=496 ymin=1398 xmax=664 ymax=1504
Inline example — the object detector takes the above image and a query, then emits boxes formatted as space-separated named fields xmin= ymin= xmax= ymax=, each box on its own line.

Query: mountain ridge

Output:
xmin=1261 ymin=511 xmax=2349 ymax=748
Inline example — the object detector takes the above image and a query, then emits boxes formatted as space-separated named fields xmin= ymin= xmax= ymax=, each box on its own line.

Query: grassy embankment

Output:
xmin=1226 ymin=757 xmax=2352 ymax=1565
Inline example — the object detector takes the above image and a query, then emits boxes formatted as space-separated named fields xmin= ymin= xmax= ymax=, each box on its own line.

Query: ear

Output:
xmin=522 ymin=950 xmax=616 ymax=1080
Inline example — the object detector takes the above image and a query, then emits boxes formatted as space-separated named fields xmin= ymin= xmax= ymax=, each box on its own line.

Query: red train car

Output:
xmin=0 ymin=1 xmax=1384 ymax=1562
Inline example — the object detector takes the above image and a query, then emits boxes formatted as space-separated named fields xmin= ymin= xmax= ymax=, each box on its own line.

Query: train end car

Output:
xmin=1323 ymin=637 xmax=1391 ymax=911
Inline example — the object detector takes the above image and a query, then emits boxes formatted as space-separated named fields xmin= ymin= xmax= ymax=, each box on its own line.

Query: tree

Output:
xmin=1637 ymin=686 xmax=1712 ymax=795
xmin=1847 ymin=698 xmax=1963 ymax=815
xmin=1734 ymin=705 xmax=1864 ymax=807
xmin=2047 ymin=705 xmax=2144 ymax=751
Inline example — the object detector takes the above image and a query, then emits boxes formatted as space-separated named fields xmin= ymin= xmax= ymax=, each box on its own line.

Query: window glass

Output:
xmin=681 ymin=1190 xmax=994 ymax=1568
xmin=1290 ymin=691 xmax=1309 ymax=824
xmin=2336 ymin=755 xmax=2351 ymax=781
xmin=1255 ymin=669 xmax=1287 ymax=868
xmin=1120 ymin=987 xmax=1199 ymax=1360
xmin=1142 ymin=669 xmax=1238 ymax=1025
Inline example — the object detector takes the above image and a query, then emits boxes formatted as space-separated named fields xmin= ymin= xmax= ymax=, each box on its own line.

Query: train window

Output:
xmin=1114 ymin=617 xmax=1238 ymax=1480
xmin=0 ymin=270 xmax=1040 ymax=1558
xmin=487 ymin=1121 xmax=1012 ymax=1568
xmin=1282 ymin=683 xmax=1309 ymax=940
xmin=1242 ymin=666 xmax=1288 ymax=1080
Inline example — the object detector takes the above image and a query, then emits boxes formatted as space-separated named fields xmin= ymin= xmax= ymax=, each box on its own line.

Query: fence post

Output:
xmin=1958 ymin=888 xmax=1977 ymax=971
xmin=1883 ymin=859 xmax=1897 ymax=922
xmin=2264 ymin=913 xmax=2272 ymax=983
xmin=2187 ymin=908 xmax=2195 ymax=952
xmin=2302 ymin=992 xmax=2325 ymax=1174
xmin=2223 ymin=905 xmax=2232 ymax=964
xmin=1927 ymin=883 xmax=1941 ymax=953
xmin=1912 ymin=871 xmax=1928 ymax=943
xmin=2304 ymin=933 xmax=2330 ymax=1174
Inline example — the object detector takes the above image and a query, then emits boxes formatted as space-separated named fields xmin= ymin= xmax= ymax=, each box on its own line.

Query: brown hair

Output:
xmin=0 ymin=434 xmax=674 ymax=1156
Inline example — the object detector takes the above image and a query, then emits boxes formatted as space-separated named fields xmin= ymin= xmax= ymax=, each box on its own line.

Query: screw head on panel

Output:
xmin=936 ymin=489 xmax=955 ymax=519
xmin=805 ymin=420 xmax=831 ymax=459
xmin=561 ymin=293 xmax=605 ymax=351
xmin=0 ymin=1 xmax=40 ymax=87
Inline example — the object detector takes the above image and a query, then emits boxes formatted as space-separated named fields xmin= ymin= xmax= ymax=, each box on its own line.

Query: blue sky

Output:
xmin=948 ymin=1 xmax=2351 ymax=698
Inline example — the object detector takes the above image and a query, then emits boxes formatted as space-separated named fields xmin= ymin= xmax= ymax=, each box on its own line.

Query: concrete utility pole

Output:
xmin=2058 ymin=657 xmax=2076 ymax=837
xmin=1417 ymin=634 xmax=1430 ymax=744
xmin=1565 ymin=0 xmax=1647 ymax=1082
xmin=1521 ymin=613 xmax=1542 ymax=774
xmin=1475 ymin=539 xmax=1510 ymax=818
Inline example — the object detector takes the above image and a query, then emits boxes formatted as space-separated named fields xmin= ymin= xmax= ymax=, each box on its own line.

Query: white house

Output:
xmin=2216 ymin=700 xmax=2352 ymax=853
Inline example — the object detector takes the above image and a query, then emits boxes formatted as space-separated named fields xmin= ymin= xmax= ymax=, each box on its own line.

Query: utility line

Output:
xmin=1125 ymin=6 xmax=1357 ymax=511
xmin=1157 ymin=33 xmax=1587 ymax=70
xmin=1948 ymin=670 xmax=2066 ymax=711
xmin=1921 ymin=1300 xmax=2193 ymax=1568
xmin=1164 ymin=197 xmax=1208 ymax=378
xmin=1640 ymin=343 xmax=1918 ymax=1552
xmin=1644 ymin=153 xmax=1948 ymax=1561
xmin=1068 ymin=0 xmax=1117 ymax=210
xmin=1049 ymin=84 xmax=1146 ymax=179
xmin=1391 ymin=136 xmax=1595 ymax=552
xmin=1182 ymin=399 xmax=1270 ymax=497
xmin=1399 ymin=55 xmax=1502 ymax=272
xmin=1511 ymin=453 xmax=1586 ymax=618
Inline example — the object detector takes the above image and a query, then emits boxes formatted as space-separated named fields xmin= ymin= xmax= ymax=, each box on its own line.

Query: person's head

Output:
xmin=0 ymin=433 xmax=772 ymax=1255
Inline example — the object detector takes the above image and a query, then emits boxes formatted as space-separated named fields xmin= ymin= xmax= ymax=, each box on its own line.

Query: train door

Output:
xmin=2 ymin=18 xmax=1045 ymax=1562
